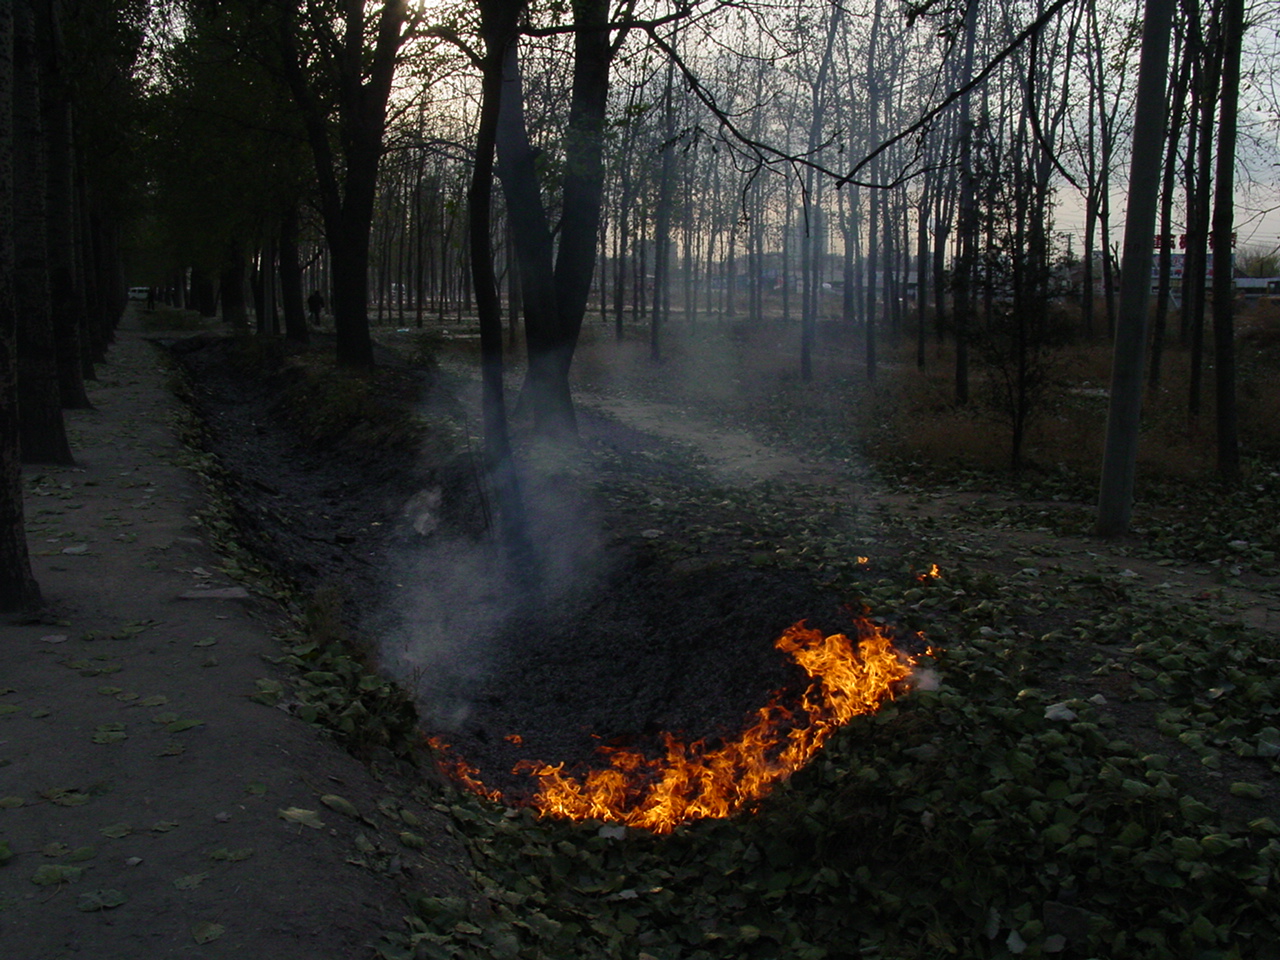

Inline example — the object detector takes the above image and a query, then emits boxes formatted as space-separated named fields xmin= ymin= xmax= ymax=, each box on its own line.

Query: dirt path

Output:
xmin=571 ymin=378 xmax=1280 ymax=638
xmin=0 ymin=311 xmax=469 ymax=960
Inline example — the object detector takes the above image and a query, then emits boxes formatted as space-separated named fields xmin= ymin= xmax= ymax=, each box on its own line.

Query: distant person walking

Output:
xmin=307 ymin=290 xmax=324 ymax=327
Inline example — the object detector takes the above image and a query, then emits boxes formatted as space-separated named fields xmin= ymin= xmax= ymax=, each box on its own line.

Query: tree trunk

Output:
xmin=0 ymin=0 xmax=41 ymax=610
xmin=219 ymin=244 xmax=249 ymax=329
xmin=1149 ymin=27 xmax=1189 ymax=390
xmin=36 ymin=0 xmax=88 ymax=409
xmin=277 ymin=0 xmax=406 ymax=370
xmin=952 ymin=0 xmax=979 ymax=405
xmin=279 ymin=204 xmax=308 ymax=343
xmin=651 ymin=53 xmax=676 ymax=363
xmin=1211 ymin=0 xmax=1242 ymax=482
xmin=1096 ymin=0 xmax=1174 ymax=537
xmin=14 ymin=0 xmax=71 ymax=465
xmin=473 ymin=0 xmax=532 ymax=574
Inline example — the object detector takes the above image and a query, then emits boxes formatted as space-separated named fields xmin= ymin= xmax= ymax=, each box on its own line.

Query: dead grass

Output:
xmin=863 ymin=310 xmax=1280 ymax=483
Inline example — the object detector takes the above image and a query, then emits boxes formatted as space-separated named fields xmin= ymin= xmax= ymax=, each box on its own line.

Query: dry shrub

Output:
xmin=866 ymin=331 xmax=1241 ymax=481
xmin=862 ymin=345 xmax=1013 ymax=471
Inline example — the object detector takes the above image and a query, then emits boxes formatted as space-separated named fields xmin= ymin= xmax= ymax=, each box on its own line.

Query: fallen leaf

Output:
xmin=93 ymin=723 xmax=128 ymax=744
xmin=157 ymin=742 xmax=184 ymax=757
xmin=31 ymin=864 xmax=83 ymax=886
xmin=43 ymin=842 xmax=71 ymax=857
xmin=100 ymin=823 xmax=132 ymax=839
xmin=191 ymin=921 xmax=225 ymax=944
xmin=138 ymin=695 xmax=169 ymax=707
xmin=398 ymin=831 xmax=425 ymax=850
xmin=39 ymin=634 xmax=68 ymax=644
xmin=77 ymin=889 xmax=127 ymax=911
xmin=29 ymin=707 xmax=51 ymax=718
xmin=320 ymin=794 xmax=359 ymax=818
xmin=244 ymin=782 xmax=267 ymax=797
xmin=0 ymin=840 xmax=11 ymax=864
xmin=44 ymin=788 xmax=89 ymax=807
xmin=166 ymin=718 xmax=204 ymax=734
xmin=151 ymin=821 xmax=179 ymax=833
xmin=66 ymin=846 xmax=97 ymax=862
xmin=0 ymin=796 xmax=25 ymax=809
xmin=173 ymin=872 xmax=208 ymax=890
xmin=207 ymin=847 xmax=253 ymax=862
xmin=278 ymin=807 xmax=324 ymax=829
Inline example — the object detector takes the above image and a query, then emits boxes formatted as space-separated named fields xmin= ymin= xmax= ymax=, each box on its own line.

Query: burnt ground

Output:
xmin=167 ymin=320 xmax=1280 ymax=838
xmin=166 ymin=333 xmax=872 ymax=804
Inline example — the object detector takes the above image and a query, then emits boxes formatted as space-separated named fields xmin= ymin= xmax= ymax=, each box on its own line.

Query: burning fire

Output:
xmin=433 ymin=619 xmax=920 ymax=834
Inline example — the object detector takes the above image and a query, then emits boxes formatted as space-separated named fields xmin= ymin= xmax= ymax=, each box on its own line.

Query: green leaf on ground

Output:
xmin=173 ymin=872 xmax=208 ymax=890
xmin=43 ymin=842 xmax=70 ymax=857
xmin=0 ymin=840 xmax=12 ymax=864
xmin=151 ymin=821 xmax=179 ymax=833
xmin=245 ymin=782 xmax=267 ymax=796
xmin=44 ymin=788 xmax=89 ymax=807
xmin=320 ymin=794 xmax=358 ymax=818
xmin=100 ymin=823 xmax=132 ymax=839
xmin=77 ymin=889 xmax=127 ymax=911
xmin=138 ymin=695 xmax=169 ymax=707
xmin=152 ymin=711 xmax=179 ymax=724
xmin=208 ymin=847 xmax=253 ymax=862
xmin=194 ymin=638 xmax=217 ymax=647
xmin=67 ymin=846 xmax=97 ymax=862
xmin=29 ymin=707 xmax=51 ymax=718
xmin=192 ymin=921 xmax=225 ymax=944
xmin=0 ymin=704 xmax=21 ymax=717
xmin=166 ymin=718 xmax=204 ymax=734
xmin=96 ymin=686 xmax=123 ymax=696
xmin=278 ymin=807 xmax=324 ymax=829
xmin=157 ymin=742 xmax=184 ymax=757
xmin=398 ymin=831 xmax=426 ymax=850
xmin=32 ymin=864 xmax=83 ymax=885
xmin=0 ymin=796 xmax=25 ymax=809
xmin=92 ymin=723 xmax=127 ymax=744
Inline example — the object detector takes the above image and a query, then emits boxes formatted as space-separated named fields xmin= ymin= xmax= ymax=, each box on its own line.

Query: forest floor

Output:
xmin=4 ymin=306 xmax=1280 ymax=959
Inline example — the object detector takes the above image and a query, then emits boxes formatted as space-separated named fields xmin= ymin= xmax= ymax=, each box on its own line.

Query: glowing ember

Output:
xmin=433 ymin=619 xmax=919 ymax=834
xmin=918 ymin=563 xmax=942 ymax=581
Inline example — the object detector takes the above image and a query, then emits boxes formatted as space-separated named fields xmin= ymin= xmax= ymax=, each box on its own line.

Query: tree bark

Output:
xmin=473 ymin=0 xmax=533 ymax=573
xmin=498 ymin=0 xmax=613 ymax=437
xmin=1211 ymin=0 xmax=1242 ymax=482
xmin=279 ymin=204 xmax=308 ymax=343
xmin=0 ymin=0 xmax=41 ymax=610
xmin=1096 ymin=0 xmax=1174 ymax=537
xmin=276 ymin=0 xmax=408 ymax=369
xmin=36 ymin=0 xmax=89 ymax=409
xmin=14 ymin=0 xmax=71 ymax=465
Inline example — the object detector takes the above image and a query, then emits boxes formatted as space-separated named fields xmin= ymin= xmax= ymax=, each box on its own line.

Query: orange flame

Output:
xmin=427 ymin=737 xmax=503 ymax=802
xmin=918 ymin=563 xmax=941 ymax=581
xmin=498 ymin=619 xmax=916 ymax=833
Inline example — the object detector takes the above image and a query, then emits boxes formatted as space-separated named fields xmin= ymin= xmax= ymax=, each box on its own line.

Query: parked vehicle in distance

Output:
xmin=128 ymin=286 xmax=150 ymax=301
